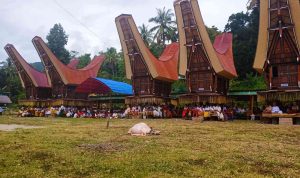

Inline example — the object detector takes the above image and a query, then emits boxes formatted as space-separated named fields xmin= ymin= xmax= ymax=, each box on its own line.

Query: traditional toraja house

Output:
xmin=252 ymin=0 xmax=300 ymax=125
xmin=174 ymin=0 xmax=237 ymax=104
xmin=115 ymin=14 xmax=179 ymax=105
xmin=32 ymin=36 xmax=105 ymax=99
xmin=253 ymin=0 xmax=300 ymax=102
xmin=4 ymin=44 xmax=52 ymax=99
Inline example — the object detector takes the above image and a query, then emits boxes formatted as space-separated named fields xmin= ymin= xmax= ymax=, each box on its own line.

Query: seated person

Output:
xmin=203 ymin=110 xmax=210 ymax=118
xmin=66 ymin=111 xmax=73 ymax=118
xmin=50 ymin=107 xmax=57 ymax=117
xmin=290 ymin=102 xmax=299 ymax=113
xmin=122 ymin=106 xmax=131 ymax=118
xmin=182 ymin=106 xmax=189 ymax=118
xmin=73 ymin=112 xmax=79 ymax=118
xmin=153 ymin=108 xmax=160 ymax=118
xmin=225 ymin=107 xmax=234 ymax=121
xmin=45 ymin=109 xmax=51 ymax=117
xmin=142 ymin=107 xmax=147 ymax=119
xmin=263 ymin=105 xmax=272 ymax=114
xmin=39 ymin=109 xmax=45 ymax=117
xmin=112 ymin=113 xmax=119 ymax=119
xmin=21 ymin=110 xmax=30 ymax=117
xmin=17 ymin=108 xmax=24 ymax=117
xmin=271 ymin=102 xmax=282 ymax=114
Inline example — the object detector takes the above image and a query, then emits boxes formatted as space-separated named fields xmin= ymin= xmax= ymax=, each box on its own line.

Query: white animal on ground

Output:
xmin=128 ymin=123 xmax=152 ymax=136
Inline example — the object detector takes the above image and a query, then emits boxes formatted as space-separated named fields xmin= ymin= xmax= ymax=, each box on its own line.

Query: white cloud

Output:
xmin=0 ymin=0 xmax=248 ymax=63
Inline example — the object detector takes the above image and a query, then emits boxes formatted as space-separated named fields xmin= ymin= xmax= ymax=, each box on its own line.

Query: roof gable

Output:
xmin=4 ymin=44 xmax=50 ymax=88
xmin=32 ymin=36 xmax=105 ymax=85
xmin=115 ymin=14 xmax=179 ymax=82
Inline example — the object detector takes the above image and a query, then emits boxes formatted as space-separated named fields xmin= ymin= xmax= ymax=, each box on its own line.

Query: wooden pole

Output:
xmin=106 ymin=92 xmax=112 ymax=129
xmin=249 ymin=95 xmax=254 ymax=115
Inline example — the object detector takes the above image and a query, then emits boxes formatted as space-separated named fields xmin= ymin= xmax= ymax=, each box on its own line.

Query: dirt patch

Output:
xmin=185 ymin=158 xmax=208 ymax=166
xmin=0 ymin=124 xmax=44 ymax=131
xmin=77 ymin=143 xmax=125 ymax=152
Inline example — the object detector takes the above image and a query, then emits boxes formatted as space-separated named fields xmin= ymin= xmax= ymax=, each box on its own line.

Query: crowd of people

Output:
xmin=15 ymin=103 xmax=250 ymax=121
xmin=180 ymin=105 xmax=248 ymax=121
xmin=4 ymin=100 xmax=300 ymax=121
xmin=123 ymin=104 xmax=179 ymax=119
xmin=262 ymin=102 xmax=300 ymax=114
xmin=17 ymin=106 xmax=124 ymax=119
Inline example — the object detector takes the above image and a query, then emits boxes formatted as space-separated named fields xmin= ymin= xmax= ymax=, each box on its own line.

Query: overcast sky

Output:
xmin=0 ymin=0 xmax=248 ymax=63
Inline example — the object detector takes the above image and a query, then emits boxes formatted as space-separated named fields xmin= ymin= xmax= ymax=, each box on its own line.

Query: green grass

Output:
xmin=0 ymin=116 xmax=299 ymax=178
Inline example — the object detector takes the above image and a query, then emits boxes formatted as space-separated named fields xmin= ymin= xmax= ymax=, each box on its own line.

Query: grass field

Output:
xmin=0 ymin=116 xmax=299 ymax=178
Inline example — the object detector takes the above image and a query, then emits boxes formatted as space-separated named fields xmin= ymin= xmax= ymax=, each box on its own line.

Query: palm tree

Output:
xmin=149 ymin=7 xmax=177 ymax=46
xmin=104 ymin=47 xmax=120 ymax=78
xmin=138 ymin=24 xmax=153 ymax=47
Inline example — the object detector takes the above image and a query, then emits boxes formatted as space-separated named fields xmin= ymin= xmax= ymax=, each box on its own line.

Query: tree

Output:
xmin=149 ymin=43 xmax=164 ymax=58
xmin=138 ymin=24 xmax=153 ymax=47
xmin=0 ymin=58 xmax=24 ymax=101
xmin=115 ymin=52 xmax=128 ymax=82
xmin=77 ymin=54 xmax=91 ymax=69
xmin=31 ymin=62 xmax=44 ymax=72
xmin=70 ymin=50 xmax=79 ymax=58
xmin=149 ymin=7 xmax=178 ymax=46
xmin=172 ymin=79 xmax=187 ymax=94
xmin=46 ymin=24 xmax=71 ymax=64
xmin=230 ymin=73 xmax=266 ymax=91
xmin=98 ymin=48 xmax=120 ymax=79
xmin=224 ymin=8 xmax=259 ymax=79
xmin=206 ymin=25 xmax=221 ymax=42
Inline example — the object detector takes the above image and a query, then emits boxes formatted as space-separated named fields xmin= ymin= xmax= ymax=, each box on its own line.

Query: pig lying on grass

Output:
xmin=128 ymin=123 xmax=160 ymax=136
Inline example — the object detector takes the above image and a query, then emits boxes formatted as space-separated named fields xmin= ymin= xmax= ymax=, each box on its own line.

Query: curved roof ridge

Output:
xmin=81 ymin=55 xmax=104 ymax=71
xmin=32 ymin=36 xmax=105 ymax=85
xmin=213 ymin=33 xmax=237 ymax=77
xmin=67 ymin=58 xmax=79 ymax=69
xmin=174 ymin=0 xmax=237 ymax=79
xmin=115 ymin=14 xmax=179 ymax=82
xmin=4 ymin=44 xmax=50 ymax=88
xmin=158 ymin=43 xmax=179 ymax=62
xmin=213 ymin=33 xmax=231 ymax=55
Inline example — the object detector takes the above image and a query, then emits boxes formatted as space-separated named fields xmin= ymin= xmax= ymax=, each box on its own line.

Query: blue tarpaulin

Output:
xmin=75 ymin=77 xmax=133 ymax=95
xmin=95 ymin=78 xmax=132 ymax=95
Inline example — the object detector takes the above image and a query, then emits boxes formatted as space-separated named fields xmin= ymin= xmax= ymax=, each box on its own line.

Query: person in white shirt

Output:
xmin=153 ymin=108 xmax=160 ymax=118
xmin=122 ymin=106 xmax=131 ymax=118
xmin=271 ymin=102 xmax=282 ymax=114
xmin=73 ymin=113 xmax=79 ymax=118
xmin=66 ymin=111 xmax=73 ymax=118
xmin=157 ymin=106 xmax=162 ymax=117
xmin=142 ymin=107 xmax=147 ymax=119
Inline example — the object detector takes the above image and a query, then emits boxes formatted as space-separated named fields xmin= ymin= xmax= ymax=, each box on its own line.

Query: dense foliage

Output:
xmin=225 ymin=7 xmax=265 ymax=90
xmin=0 ymin=59 xmax=24 ymax=101
xmin=149 ymin=7 xmax=178 ymax=45
xmin=230 ymin=73 xmax=266 ymax=91
xmin=77 ymin=54 xmax=91 ymax=69
xmin=225 ymin=7 xmax=259 ymax=79
xmin=206 ymin=26 xmax=221 ymax=42
xmin=98 ymin=48 xmax=127 ymax=82
xmin=31 ymin=62 xmax=44 ymax=72
xmin=46 ymin=24 xmax=71 ymax=64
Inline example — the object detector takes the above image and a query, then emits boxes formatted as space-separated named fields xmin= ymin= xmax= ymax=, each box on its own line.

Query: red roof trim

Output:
xmin=213 ymin=33 xmax=238 ymax=77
